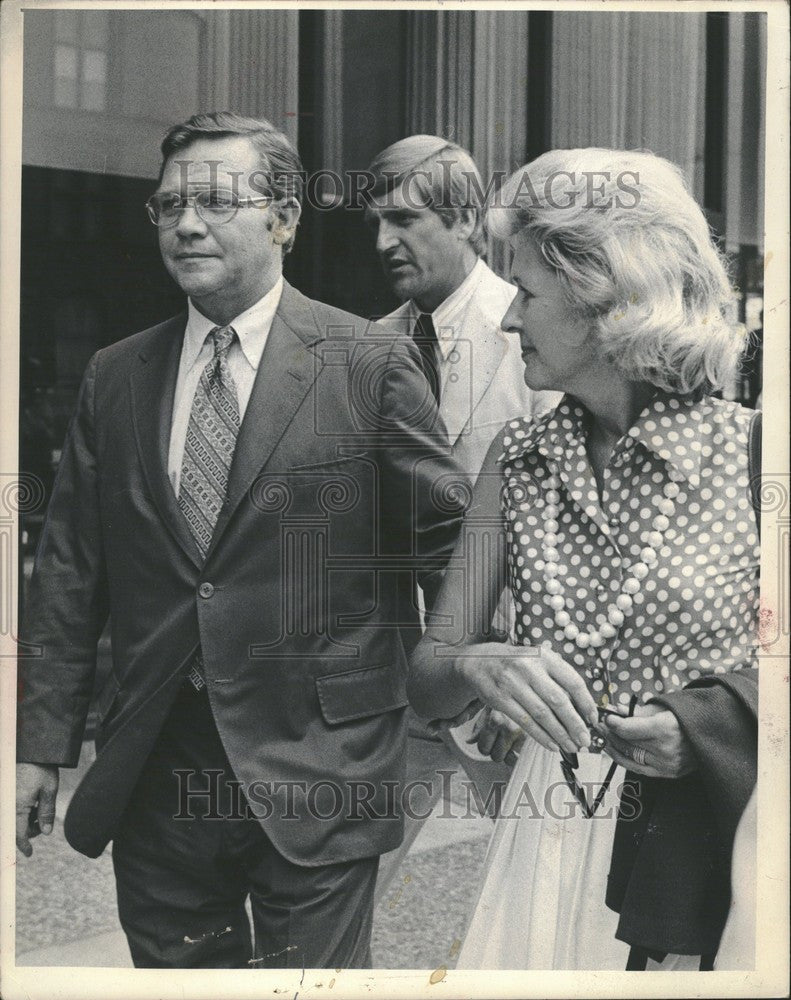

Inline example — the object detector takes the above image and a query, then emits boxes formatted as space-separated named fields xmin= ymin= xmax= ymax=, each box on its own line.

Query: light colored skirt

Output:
xmin=457 ymin=739 xmax=699 ymax=970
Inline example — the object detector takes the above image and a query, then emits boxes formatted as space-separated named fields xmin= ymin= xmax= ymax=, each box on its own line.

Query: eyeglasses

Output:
xmin=559 ymin=696 xmax=636 ymax=818
xmin=145 ymin=189 xmax=272 ymax=228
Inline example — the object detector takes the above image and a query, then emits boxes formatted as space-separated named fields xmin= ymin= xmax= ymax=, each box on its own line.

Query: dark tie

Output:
xmin=178 ymin=325 xmax=240 ymax=689
xmin=412 ymin=312 xmax=441 ymax=404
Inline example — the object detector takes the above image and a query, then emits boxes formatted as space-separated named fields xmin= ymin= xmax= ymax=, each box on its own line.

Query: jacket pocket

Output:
xmin=289 ymin=453 xmax=370 ymax=474
xmin=315 ymin=663 xmax=408 ymax=725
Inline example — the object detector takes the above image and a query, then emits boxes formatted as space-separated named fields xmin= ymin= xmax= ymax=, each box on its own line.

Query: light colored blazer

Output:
xmin=383 ymin=261 xmax=560 ymax=481
xmin=382 ymin=262 xmax=561 ymax=764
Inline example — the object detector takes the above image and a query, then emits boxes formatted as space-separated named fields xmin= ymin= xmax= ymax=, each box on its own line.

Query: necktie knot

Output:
xmin=209 ymin=325 xmax=236 ymax=357
xmin=415 ymin=313 xmax=437 ymax=343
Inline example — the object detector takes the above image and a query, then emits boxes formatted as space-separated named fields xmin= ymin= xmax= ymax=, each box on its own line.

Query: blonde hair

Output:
xmin=487 ymin=148 xmax=747 ymax=396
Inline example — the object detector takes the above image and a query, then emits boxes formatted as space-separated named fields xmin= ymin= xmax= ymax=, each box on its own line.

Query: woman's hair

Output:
xmin=487 ymin=148 xmax=747 ymax=396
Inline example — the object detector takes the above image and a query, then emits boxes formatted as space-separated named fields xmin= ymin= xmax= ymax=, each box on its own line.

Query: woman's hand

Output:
xmin=601 ymin=703 xmax=698 ymax=778
xmin=455 ymin=643 xmax=599 ymax=755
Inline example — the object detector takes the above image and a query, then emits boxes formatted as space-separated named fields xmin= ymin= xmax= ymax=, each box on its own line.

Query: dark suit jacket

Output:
xmin=17 ymin=281 xmax=465 ymax=863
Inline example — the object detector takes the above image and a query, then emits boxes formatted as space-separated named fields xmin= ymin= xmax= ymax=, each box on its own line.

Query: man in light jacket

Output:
xmin=365 ymin=135 xmax=560 ymax=899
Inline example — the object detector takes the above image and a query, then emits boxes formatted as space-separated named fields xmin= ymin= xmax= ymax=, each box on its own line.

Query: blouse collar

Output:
xmin=499 ymin=391 xmax=707 ymax=488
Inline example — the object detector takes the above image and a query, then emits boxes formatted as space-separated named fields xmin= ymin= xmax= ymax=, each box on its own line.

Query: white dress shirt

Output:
xmin=404 ymin=258 xmax=489 ymax=381
xmin=167 ymin=277 xmax=284 ymax=495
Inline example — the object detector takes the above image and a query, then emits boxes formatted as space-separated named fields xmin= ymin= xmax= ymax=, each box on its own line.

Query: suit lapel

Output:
xmin=129 ymin=314 xmax=203 ymax=566
xmin=441 ymin=297 xmax=507 ymax=442
xmin=207 ymin=282 xmax=324 ymax=556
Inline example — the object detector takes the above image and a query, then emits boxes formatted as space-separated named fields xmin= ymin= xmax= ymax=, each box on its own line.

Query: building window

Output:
xmin=53 ymin=10 xmax=108 ymax=111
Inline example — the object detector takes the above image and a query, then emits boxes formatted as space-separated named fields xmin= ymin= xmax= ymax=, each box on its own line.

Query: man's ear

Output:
xmin=271 ymin=198 xmax=301 ymax=245
xmin=455 ymin=207 xmax=476 ymax=243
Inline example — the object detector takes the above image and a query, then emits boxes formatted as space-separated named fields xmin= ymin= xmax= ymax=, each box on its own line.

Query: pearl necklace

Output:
xmin=538 ymin=473 xmax=679 ymax=651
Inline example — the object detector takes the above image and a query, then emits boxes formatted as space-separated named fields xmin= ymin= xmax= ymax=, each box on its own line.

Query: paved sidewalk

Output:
xmin=15 ymin=746 xmax=492 ymax=969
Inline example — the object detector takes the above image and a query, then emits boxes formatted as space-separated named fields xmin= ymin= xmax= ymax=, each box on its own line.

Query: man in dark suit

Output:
xmin=16 ymin=112 xmax=465 ymax=969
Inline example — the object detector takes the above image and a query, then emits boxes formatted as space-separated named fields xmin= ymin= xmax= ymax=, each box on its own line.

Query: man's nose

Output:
xmin=174 ymin=202 xmax=208 ymax=239
xmin=375 ymin=221 xmax=398 ymax=255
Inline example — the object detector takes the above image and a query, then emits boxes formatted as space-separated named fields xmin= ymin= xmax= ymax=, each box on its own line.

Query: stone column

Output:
xmin=199 ymin=9 xmax=300 ymax=145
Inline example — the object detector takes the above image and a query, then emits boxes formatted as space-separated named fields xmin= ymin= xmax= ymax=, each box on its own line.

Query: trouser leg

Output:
xmin=111 ymin=683 xmax=253 ymax=968
xmin=240 ymin=833 xmax=379 ymax=969
xmin=112 ymin=820 xmax=252 ymax=968
xmin=112 ymin=682 xmax=380 ymax=969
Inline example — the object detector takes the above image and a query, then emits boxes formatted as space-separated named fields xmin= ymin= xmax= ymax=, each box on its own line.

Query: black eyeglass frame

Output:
xmin=145 ymin=189 xmax=273 ymax=228
xmin=559 ymin=695 xmax=637 ymax=819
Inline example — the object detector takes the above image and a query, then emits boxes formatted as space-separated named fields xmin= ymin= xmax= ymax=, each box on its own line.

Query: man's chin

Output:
xmin=386 ymin=273 xmax=420 ymax=304
xmin=168 ymin=270 xmax=222 ymax=299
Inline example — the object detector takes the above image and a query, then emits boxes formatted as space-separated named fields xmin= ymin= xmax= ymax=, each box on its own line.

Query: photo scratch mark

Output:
xmin=183 ymin=925 xmax=232 ymax=944
xmin=248 ymin=943 xmax=299 ymax=964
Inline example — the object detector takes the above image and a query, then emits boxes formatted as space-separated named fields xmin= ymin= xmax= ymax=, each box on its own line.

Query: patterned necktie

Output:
xmin=178 ymin=325 xmax=240 ymax=690
xmin=412 ymin=312 xmax=441 ymax=404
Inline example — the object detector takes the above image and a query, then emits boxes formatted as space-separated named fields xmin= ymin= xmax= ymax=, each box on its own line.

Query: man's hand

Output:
xmin=602 ymin=703 xmax=697 ymax=779
xmin=426 ymin=699 xmax=484 ymax=736
xmin=16 ymin=763 xmax=59 ymax=857
xmin=469 ymin=708 xmax=525 ymax=765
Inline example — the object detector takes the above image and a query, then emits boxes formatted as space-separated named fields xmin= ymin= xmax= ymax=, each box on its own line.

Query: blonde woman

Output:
xmin=408 ymin=149 xmax=760 ymax=970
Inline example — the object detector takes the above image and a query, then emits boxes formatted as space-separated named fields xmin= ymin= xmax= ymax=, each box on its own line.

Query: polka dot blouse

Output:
xmin=498 ymin=392 xmax=760 ymax=708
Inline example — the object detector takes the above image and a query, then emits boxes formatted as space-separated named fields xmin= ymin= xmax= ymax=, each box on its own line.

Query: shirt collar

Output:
xmin=183 ymin=276 xmax=284 ymax=372
xmin=624 ymin=391 xmax=705 ymax=486
xmin=499 ymin=391 xmax=705 ymax=487
xmin=404 ymin=258 xmax=486 ymax=360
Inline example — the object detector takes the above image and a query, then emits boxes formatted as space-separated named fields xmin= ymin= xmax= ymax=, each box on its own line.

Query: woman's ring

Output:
xmin=633 ymin=746 xmax=647 ymax=766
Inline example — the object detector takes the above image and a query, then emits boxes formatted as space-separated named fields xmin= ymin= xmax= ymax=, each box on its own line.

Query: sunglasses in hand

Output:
xmin=559 ymin=696 xmax=637 ymax=819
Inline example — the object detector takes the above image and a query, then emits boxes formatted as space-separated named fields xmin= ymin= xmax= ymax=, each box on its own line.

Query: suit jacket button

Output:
xmin=198 ymin=582 xmax=214 ymax=599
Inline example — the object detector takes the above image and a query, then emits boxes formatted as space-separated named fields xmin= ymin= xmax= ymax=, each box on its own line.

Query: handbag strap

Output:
xmin=748 ymin=410 xmax=762 ymax=540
